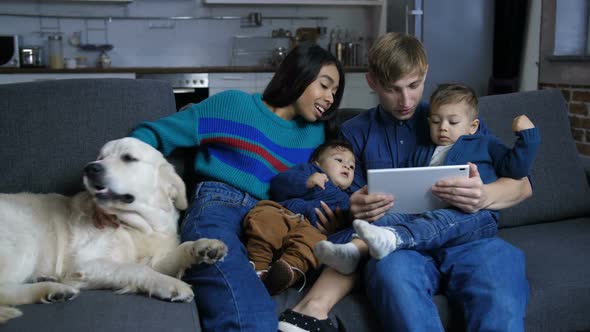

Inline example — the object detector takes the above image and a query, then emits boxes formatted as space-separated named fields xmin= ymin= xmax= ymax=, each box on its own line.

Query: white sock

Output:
xmin=313 ymin=241 xmax=360 ymax=275
xmin=353 ymin=219 xmax=399 ymax=260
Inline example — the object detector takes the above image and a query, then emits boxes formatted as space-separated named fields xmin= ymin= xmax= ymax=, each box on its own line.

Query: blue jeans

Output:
xmin=374 ymin=208 xmax=499 ymax=250
xmin=179 ymin=181 xmax=277 ymax=332
xmin=364 ymin=237 xmax=529 ymax=331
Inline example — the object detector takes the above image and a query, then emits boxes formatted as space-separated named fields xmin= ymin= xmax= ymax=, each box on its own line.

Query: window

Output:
xmin=553 ymin=0 xmax=590 ymax=56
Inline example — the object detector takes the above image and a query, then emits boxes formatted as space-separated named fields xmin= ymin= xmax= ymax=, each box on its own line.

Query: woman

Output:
xmin=122 ymin=44 xmax=344 ymax=331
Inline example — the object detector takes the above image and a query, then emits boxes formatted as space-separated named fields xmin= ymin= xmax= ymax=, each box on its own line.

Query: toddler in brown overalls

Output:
xmin=243 ymin=140 xmax=355 ymax=295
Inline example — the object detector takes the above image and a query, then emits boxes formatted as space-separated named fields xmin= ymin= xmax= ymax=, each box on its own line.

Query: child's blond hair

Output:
xmin=429 ymin=83 xmax=479 ymax=120
xmin=368 ymin=32 xmax=428 ymax=88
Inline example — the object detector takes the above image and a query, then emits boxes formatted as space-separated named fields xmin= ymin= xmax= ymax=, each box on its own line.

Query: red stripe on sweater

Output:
xmin=201 ymin=137 xmax=290 ymax=172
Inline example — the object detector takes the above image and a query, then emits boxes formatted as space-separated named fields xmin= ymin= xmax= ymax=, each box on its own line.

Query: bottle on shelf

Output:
xmin=48 ymin=35 xmax=64 ymax=69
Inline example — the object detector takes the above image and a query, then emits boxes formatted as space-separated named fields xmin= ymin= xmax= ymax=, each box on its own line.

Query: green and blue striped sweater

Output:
xmin=130 ymin=90 xmax=325 ymax=200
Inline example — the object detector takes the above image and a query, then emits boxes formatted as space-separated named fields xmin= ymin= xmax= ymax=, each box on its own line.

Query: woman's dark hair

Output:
xmin=309 ymin=139 xmax=354 ymax=163
xmin=263 ymin=43 xmax=345 ymax=121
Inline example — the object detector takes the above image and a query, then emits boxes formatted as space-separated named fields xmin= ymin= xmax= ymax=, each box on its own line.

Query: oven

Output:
xmin=137 ymin=73 xmax=209 ymax=111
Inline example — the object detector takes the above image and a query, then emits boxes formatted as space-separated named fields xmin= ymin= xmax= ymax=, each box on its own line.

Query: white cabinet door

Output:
xmin=0 ymin=73 xmax=136 ymax=85
xmin=209 ymin=72 xmax=275 ymax=96
xmin=340 ymin=72 xmax=377 ymax=109
xmin=255 ymin=72 xmax=274 ymax=93
xmin=0 ymin=75 xmax=14 ymax=85
xmin=209 ymin=73 xmax=258 ymax=96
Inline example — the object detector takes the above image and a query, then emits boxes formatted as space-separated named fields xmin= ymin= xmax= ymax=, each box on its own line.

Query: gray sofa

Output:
xmin=1 ymin=78 xmax=589 ymax=332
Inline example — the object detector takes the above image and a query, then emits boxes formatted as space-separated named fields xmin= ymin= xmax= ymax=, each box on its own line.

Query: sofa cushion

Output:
xmin=479 ymin=89 xmax=590 ymax=227
xmin=499 ymin=218 xmax=590 ymax=331
xmin=1 ymin=290 xmax=201 ymax=332
xmin=0 ymin=78 xmax=176 ymax=196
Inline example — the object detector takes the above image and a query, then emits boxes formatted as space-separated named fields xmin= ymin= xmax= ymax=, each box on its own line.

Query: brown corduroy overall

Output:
xmin=243 ymin=200 xmax=326 ymax=272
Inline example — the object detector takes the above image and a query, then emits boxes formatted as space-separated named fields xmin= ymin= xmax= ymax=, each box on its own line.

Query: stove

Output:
xmin=137 ymin=73 xmax=209 ymax=111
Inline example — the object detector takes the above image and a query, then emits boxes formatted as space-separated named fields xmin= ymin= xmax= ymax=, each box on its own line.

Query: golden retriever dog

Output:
xmin=0 ymin=137 xmax=227 ymax=323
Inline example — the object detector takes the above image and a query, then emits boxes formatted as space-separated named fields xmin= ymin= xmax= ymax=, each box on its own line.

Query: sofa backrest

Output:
xmin=0 ymin=78 xmax=177 ymax=196
xmin=479 ymin=89 xmax=590 ymax=228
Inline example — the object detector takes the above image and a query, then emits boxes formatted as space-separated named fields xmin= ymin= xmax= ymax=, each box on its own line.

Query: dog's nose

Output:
xmin=84 ymin=163 xmax=104 ymax=177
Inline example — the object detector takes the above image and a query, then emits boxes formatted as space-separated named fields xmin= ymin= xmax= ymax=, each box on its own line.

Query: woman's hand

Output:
xmin=315 ymin=201 xmax=347 ymax=235
xmin=349 ymin=186 xmax=394 ymax=222
xmin=93 ymin=206 xmax=119 ymax=229
xmin=431 ymin=162 xmax=487 ymax=213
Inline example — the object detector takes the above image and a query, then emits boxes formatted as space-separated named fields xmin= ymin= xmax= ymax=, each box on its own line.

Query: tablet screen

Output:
xmin=367 ymin=165 xmax=469 ymax=214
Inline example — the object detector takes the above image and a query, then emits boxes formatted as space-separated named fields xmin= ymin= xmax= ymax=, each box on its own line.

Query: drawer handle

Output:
xmin=173 ymin=88 xmax=196 ymax=93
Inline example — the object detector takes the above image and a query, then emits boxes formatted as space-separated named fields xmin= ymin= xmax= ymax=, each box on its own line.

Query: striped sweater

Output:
xmin=130 ymin=90 xmax=325 ymax=199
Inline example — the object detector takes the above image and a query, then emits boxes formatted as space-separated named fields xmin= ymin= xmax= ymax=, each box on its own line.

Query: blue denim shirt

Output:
xmin=339 ymin=102 xmax=492 ymax=192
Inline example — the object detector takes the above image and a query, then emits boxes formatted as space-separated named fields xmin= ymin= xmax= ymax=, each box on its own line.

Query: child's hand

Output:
xmin=307 ymin=172 xmax=329 ymax=190
xmin=512 ymin=115 xmax=535 ymax=132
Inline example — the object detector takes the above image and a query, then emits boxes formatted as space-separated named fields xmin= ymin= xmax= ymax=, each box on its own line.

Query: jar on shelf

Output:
xmin=48 ymin=35 xmax=64 ymax=69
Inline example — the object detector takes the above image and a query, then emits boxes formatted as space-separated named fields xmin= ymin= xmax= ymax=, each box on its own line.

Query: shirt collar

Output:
xmin=376 ymin=104 xmax=418 ymax=130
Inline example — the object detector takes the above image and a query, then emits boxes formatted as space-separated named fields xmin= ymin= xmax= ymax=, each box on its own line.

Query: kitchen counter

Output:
xmin=0 ymin=66 xmax=377 ymax=110
xmin=0 ymin=66 xmax=369 ymax=74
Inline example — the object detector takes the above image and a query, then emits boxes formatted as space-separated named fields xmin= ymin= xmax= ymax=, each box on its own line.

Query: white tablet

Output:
xmin=367 ymin=165 xmax=470 ymax=214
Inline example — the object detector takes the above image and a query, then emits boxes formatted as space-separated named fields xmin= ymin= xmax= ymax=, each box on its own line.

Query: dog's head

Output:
xmin=83 ymin=137 xmax=188 ymax=233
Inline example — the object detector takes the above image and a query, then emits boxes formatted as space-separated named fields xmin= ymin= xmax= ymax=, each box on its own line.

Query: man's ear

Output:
xmin=365 ymin=72 xmax=378 ymax=91
xmin=470 ymin=119 xmax=480 ymax=135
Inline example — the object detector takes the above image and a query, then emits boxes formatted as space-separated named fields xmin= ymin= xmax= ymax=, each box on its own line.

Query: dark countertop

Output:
xmin=0 ymin=66 xmax=368 ymax=74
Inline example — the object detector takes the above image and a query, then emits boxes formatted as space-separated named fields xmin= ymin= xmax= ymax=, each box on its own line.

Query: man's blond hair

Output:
xmin=368 ymin=32 xmax=428 ymax=88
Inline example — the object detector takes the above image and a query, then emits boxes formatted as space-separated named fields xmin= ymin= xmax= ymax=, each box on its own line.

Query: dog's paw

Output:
xmin=190 ymin=239 xmax=228 ymax=265
xmin=39 ymin=283 xmax=79 ymax=303
xmin=149 ymin=278 xmax=194 ymax=303
xmin=0 ymin=306 xmax=23 ymax=324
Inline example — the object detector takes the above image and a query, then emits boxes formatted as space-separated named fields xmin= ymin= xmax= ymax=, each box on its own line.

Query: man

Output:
xmin=278 ymin=32 xmax=530 ymax=332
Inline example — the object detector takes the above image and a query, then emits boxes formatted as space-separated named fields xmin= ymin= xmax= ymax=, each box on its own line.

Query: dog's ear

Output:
xmin=159 ymin=163 xmax=188 ymax=210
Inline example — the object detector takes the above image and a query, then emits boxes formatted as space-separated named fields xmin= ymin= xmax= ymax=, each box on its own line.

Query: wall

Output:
xmin=421 ymin=0 xmax=494 ymax=98
xmin=539 ymin=0 xmax=590 ymax=158
xmin=0 ymin=0 xmax=379 ymax=67
xmin=539 ymin=0 xmax=590 ymax=85
xmin=539 ymin=83 xmax=590 ymax=157
xmin=519 ymin=0 xmax=541 ymax=91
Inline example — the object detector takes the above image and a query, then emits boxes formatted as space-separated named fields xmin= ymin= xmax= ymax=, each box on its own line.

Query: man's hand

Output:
xmin=93 ymin=205 xmax=119 ymax=229
xmin=512 ymin=115 xmax=535 ymax=132
xmin=307 ymin=172 xmax=329 ymax=190
xmin=349 ymin=186 xmax=394 ymax=222
xmin=431 ymin=162 xmax=487 ymax=213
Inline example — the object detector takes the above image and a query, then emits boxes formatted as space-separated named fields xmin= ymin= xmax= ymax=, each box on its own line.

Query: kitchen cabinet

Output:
xmin=0 ymin=73 xmax=135 ymax=85
xmin=208 ymin=72 xmax=376 ymax=109
xmin=203 ymin=0 xmax=382 ymax=5
xmin=209 ymin=72 xmax=273 ymax=96
xmin=340 ymin=72 xmax=377 ymax=109
xmin=22 ymin=0 xmax=133 ymax=2
xmin=203 ymin=0 xmax=387 ymax=34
